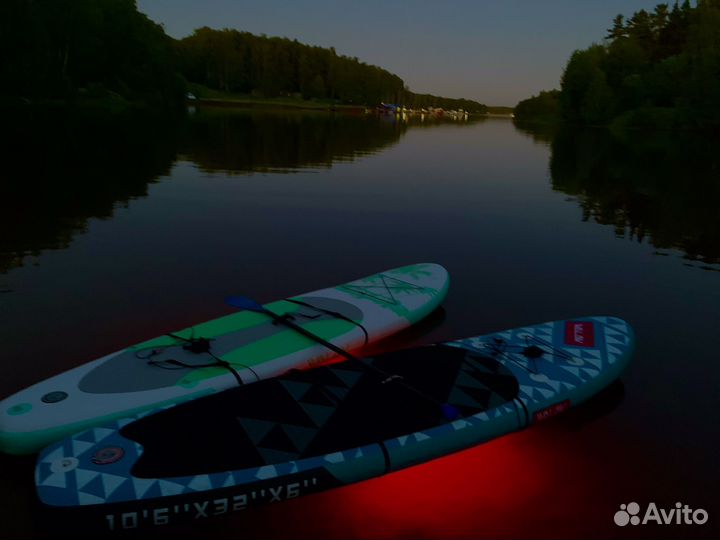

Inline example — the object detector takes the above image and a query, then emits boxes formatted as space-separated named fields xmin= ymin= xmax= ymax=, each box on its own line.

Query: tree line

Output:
xmin=1 ymin=0 xmax=486 ymax=113
xmin=178 ymin=27 xmax=486 ymax=111
xmin=179 ymin=27 xmax=404 ymax=105
xmin=514 ymin=0 xmax=720 ymax=129
xmin=0 ymin=0 xmax=185 ymax=109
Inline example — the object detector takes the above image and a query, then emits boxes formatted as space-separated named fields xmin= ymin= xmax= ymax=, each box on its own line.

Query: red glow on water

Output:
xmin=229 ymin=424 xmax=609 ymax=540
xmin=327 ymin=432 xmax=553 ymax=539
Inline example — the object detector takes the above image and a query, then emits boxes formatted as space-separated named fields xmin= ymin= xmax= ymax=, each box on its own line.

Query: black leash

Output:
xmin=284 ymin=298 xmax=370 ymax=345
xmin=139 ymin=331 xmax=260 ymax=385
xmin=256 ymin=304 xmax=460 ymax=421
xmin=142 ymin=299 xmax=369 ymax=386
xmin=483 ymin=335 xmax=573 ymax=374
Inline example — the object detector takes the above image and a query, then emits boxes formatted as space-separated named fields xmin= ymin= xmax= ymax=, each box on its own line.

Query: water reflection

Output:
xmin=511 ymin=121 xmax=556 ymax=145
xmin=518 ymin=123 xmax=720 ymax=268
xmin=0 ymin=111 xmax=179 ymax=273
xmin=182 ymin=107 xmax=486 ymax=175
xmin=1 ymin=109 xmax=480 ymax=274
xmin=181 ymin=109 xmax=407 ymax=175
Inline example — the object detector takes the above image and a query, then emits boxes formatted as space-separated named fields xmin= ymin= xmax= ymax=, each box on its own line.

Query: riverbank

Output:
xmin=187 ymin=84 xmax=367 ymax=112
xmin=190 ymin=96 xmax=365 ymax=112
xmin=186 ymin=85 xmax=504 ymax=116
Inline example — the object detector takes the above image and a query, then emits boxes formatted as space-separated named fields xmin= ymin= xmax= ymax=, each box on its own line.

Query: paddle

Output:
xmin=225 ymin=295 xmax=460 ymax=421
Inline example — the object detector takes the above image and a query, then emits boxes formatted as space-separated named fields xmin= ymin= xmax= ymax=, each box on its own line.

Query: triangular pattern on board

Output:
xmin=132 ymin=477 xmax=157 ymax=499
xmin=140 ymin=480 xmax=164 ymax=500
xmin=282 ymin=424 xmax=317 ymax=453
xmin=535 ymin=387 xmax=555 ymax=399
xmin=258 ymin=425 xmax=299 ymax=454
xmin=606 ymin=336 xmax=625 ymax=346
xmin=93 ymin=427 xmax=115 ymax=443
xmin=221 ymin=473 xmax=235 ymax=488
xmin=101 ymin=473 xmax=126 ymax=499
xmin=158 ymin=479 xmax=186 ymax=497
xmin=604 ymin=326 xmax=625 ymax=338
xmin=328 ymin=366 xmax=362 ymax=388
xmin=73 ymin=430 xmax=98 ymax=444
xmin=280 ymin=379 xmax=312 ymax=401
xmin=300 ymin=385 xmax=337 ymax=407
xmin=75 ymin=468 xmax=99 ymax=490
xmin=255 ymin=465 xmax=278 ymax=480
xmin=607 ymin=318 xmax=628 ymax=330
xmin=40 ymin=471 xmax=67 ymax=489
xmin=71 ymin=439 xmax=95 ymax=457
xmin=36 ymin=463 xmax=50 ymax=485
xmin=324 ymin=451 xmax=346 ymax=463
xmin=41 ymin=446 xmax=64 ymax=464
xmin=187 ymin=474 xmax=212 ymax=492
xmin=583 ymin=356 xmax=602 ymax=369
xmin=237 ymin=417 xmax=275 ymax=445
xmin=80 ymin=473 xmax=105 ymax=499
xmin=560 ymin=365 xmax=582 ymax=377
xmin=78 ymin=491 xmax=105 ymax=506
xmin=299 ymin=402 xmax=335 ymax=427
xmin=582 ymin=367 xmax=600 ymax=378
xmin=325 ymin=385 xmax=349 ymax=400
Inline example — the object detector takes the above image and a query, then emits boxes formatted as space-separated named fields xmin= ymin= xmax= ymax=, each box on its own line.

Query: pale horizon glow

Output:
xmin=138 ymin=0 xmax=663 ymax=106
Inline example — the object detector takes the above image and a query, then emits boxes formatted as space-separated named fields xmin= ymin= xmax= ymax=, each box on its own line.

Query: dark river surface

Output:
xmin=1 ymin=107 xmax=718 ymax=539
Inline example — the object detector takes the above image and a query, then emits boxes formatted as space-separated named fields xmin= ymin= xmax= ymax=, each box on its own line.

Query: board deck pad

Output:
xmin=124 ymin=346 xmax=518 ymax=478
xmin=78 ymin=297 xmax=363 ymax=393
xmin=34 ymin=316 xmax=634 ymax=531
xmin=1 ymin=263 xmax=449 ymax=455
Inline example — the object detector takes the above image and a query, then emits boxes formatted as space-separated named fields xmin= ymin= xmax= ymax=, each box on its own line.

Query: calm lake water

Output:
xmin=1 ymin=107 xmax=719 ymax=539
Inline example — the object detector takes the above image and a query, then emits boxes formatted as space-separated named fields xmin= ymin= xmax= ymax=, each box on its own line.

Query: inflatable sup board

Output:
xmin=1 ymin=263 xmax=449 ymax=455
xmin=35 ymin=316 xmax=633 ymax=531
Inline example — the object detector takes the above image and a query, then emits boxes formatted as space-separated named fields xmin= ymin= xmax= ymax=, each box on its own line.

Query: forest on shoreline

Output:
xmin=514 ymin=0 xmax=720 ymax=130
xmin=0 ymin=0 xmax=486 ymax=114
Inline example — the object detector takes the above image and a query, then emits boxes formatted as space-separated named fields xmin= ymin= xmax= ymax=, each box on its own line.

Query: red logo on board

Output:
xmin=564 ymin=321 xmax=595 ymax=347
xmin=92 ymin=446 xmax=125 ymax=465
xmin=533 ymin=400 xmax=571 ymax=422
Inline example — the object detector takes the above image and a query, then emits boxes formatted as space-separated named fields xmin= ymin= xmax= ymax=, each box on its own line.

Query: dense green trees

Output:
xmin=516 ymin=0 xmax=720 ymax=129
xmin=399 ymin=90 xmax=486 ymax=113
xmin=177 ymin=27 xmax=486 ymax=111
xmin=0 ymin=0 xmax=186 ymax=109
xmin=2 ymin=1 xmax=484 ymax=112
xmin=514 ymin=90 xmax=560 ymax=125
xmin=177 ymin=27 xmax=404 ymax=105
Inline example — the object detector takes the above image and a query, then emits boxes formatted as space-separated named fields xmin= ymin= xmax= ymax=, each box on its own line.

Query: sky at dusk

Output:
xmin=138 ymin=0 xmax=664 ymax=106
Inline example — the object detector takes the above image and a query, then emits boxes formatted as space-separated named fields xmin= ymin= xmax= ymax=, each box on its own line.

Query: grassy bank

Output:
xmin=187 ymin=84 xmax=366 ymax=111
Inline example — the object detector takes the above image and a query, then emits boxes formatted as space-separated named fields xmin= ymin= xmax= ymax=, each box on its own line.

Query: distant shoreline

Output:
xmin=189 ymin=95 xmax=514 ymax=117
xmin=2 ymin=94 xmax=513 ymax=119
xmin=189 ymin=96 xmax=365 ymax=112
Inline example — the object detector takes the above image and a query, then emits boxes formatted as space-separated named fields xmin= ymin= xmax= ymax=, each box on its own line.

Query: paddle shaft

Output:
xmin=262 ymin=307 xmax=458 ymax=418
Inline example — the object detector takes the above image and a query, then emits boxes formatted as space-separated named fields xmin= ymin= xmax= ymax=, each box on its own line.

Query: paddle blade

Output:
xmin=225 ymin=295 xmax=265 ymax=312
xmin=441 ymin=403 xmax=460 ymax=421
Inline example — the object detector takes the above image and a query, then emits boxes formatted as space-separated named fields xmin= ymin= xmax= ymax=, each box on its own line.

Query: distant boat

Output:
xmin=376 ymin=103 xmax=398 ymax=115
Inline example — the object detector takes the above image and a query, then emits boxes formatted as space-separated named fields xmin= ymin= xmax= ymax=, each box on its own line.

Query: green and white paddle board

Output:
xmin=0 ymin=263 xmax=449 ymax=455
